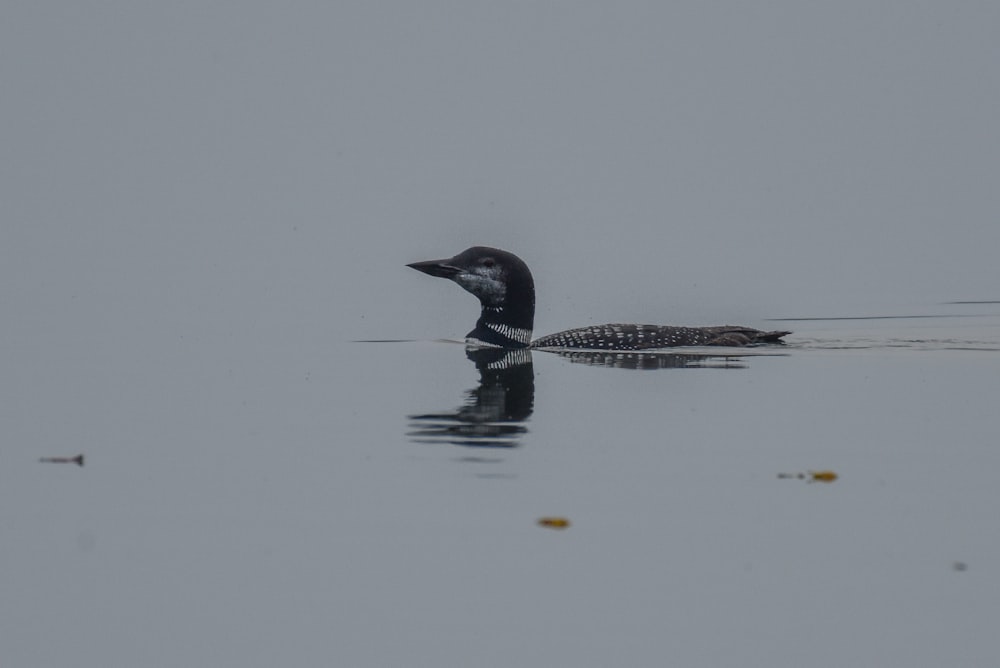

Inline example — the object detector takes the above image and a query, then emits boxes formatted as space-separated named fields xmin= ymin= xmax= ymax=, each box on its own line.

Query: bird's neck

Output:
xmin=467 ymin=281 xmax=535 ymax=348
xmin=467 ymin=306 xmax=532 ymax=348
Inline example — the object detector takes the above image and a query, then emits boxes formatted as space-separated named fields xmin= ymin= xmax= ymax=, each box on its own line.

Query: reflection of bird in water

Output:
xmin=405 ymin=344 xmax=768 ymax=448
xmin=554 ymin=351 xmax=748 ymax=370
xmin=408 ymin=246 xmax=790 ymax=350
xmin=408 ymin=348 xmax=534 ymax=448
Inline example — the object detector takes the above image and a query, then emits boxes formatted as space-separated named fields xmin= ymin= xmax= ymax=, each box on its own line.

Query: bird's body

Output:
xmin=408 ymin=246 xmax=790 ymax=350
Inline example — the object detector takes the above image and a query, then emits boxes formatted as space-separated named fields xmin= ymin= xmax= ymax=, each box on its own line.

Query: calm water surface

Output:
xmin=4 ymin=306 xmax=999 ymax=667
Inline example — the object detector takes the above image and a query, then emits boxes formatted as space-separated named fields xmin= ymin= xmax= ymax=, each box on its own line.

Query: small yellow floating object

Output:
xmin=537 ymin=517 xmax=570 ymax=530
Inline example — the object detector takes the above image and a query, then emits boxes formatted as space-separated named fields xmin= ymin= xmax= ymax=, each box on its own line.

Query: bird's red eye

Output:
xmin=482 ymin=258 xmax=495 ymax=268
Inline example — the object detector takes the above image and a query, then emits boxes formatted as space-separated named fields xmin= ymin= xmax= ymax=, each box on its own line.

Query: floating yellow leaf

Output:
xmin=537 ymin=517 xmax=570 ymax=529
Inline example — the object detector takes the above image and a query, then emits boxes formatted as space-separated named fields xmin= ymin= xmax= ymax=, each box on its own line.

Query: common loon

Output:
xmin=408 ymin=246 xmax=790 ymax=350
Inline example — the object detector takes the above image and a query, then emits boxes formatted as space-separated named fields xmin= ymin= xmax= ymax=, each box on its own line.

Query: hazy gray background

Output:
xmin=4 ymin=2 xmax=998 ymax=347
xmin=3 ymin=3 xmax=999 ymax=667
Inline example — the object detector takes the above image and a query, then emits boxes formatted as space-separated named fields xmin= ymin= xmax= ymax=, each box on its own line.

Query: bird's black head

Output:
xmin=407 ymin=246 xmax=536 ymax=347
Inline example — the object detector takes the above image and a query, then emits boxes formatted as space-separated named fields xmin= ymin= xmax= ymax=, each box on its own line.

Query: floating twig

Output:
xmin=777 ymin=470 xmax=837 ymax=483
xmin=39 ymin=454 xmax=85 ymax=467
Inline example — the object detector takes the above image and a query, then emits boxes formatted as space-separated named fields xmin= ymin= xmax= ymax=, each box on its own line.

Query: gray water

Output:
xmin=4 ymin=3 xmax=1000 ymax=666
xmin=5 ymin=308 xmax=999 ymax=667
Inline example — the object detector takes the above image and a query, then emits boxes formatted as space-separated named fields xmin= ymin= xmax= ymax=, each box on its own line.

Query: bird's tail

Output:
xmin=755 ymin=330 xmax=792 ymax=343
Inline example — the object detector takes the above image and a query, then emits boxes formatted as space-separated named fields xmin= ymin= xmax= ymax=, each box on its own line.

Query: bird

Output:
xmin=408 ymin=246 xmax=790 ymax=350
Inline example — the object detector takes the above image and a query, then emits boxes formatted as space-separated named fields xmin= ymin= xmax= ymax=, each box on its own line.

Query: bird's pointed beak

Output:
xmin=406 ymin=258 xmax=462 ymax=278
